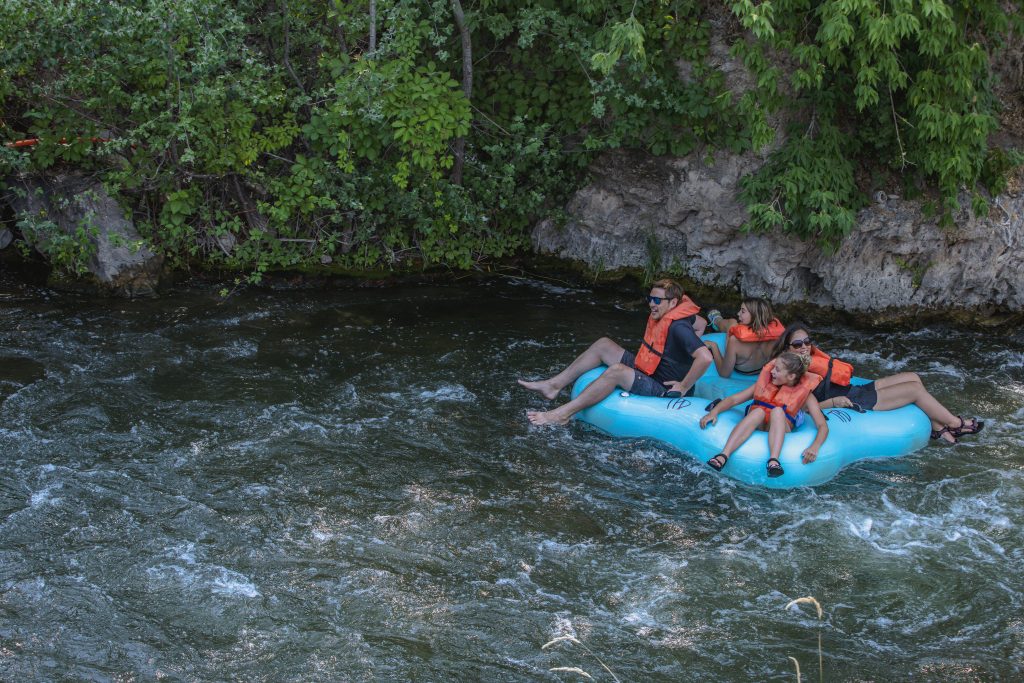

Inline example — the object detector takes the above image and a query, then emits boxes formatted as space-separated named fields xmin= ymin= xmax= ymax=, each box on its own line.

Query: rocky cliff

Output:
xmin=532 ymin=144 xmax=1023 ymax=322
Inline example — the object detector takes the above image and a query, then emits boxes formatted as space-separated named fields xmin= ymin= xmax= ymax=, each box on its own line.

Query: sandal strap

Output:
xmin=948 ymin=416 xmax=982 ymax=437
xmin=707 ymin=453 xmax=729 ymax=471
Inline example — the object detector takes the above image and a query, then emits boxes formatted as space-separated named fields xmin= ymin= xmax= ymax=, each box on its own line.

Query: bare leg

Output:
xmin=873 ymin=372 xmax=925 ymax=392
xmin=526 ymin=363 xmax=636 ymax=425
xmin=872 ymin=372 xmax=962 ymax=432
xmin=715 ymin=317 xmax=738 ymax=333
xmin=766 ymin=407 xmax=793 ymax=461
xmin=518 ymin=337 xmax=626 ymax=400
xmin=720 ymin=409 xmax=764 ymax=456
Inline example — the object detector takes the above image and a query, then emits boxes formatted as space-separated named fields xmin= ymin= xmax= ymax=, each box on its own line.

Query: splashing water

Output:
xmin=0 ymin=277 xmax=1021 ymax=680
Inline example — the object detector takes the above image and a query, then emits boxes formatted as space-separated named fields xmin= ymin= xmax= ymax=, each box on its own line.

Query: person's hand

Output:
xmin=831 ymin=396 xmax=853 ymax=408
xmin=700 ymin=412 xmax=717 ymax=429
xmin=663 ymin=380 xmax=684 ymax=396
xmin=802 ymin=448 xmax=818 ymax=464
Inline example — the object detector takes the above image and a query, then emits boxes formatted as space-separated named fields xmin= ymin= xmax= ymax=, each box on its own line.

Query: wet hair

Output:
xmin=770 ymin=321 xmax=814 ymax=359
xmin=651 ymin=278 xmax=684 ymax=303
xmin=742 ymin=297 xmax=775 ymax=336
xmin=775 ymin=351 xmax=810 ymax=380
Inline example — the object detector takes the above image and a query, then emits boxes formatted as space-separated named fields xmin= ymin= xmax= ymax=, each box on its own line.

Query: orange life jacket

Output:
xmin=808 ymin=348 xmax=854 ymax=388
xmin=634 ymin=296 xmax=701 ymax=376
xmin=728 ymin=318 xmax=786 ymax=342
xmin=751 ymin=360 xmax=822 ymax=425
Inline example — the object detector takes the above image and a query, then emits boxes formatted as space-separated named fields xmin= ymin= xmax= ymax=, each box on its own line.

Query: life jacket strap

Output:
xmin=640 ymin=339 xmax=686 ymax=377
xmin=752 ymin=400 xmax=798 ymax=425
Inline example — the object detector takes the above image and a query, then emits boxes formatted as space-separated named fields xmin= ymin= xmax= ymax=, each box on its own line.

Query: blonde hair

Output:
xmin=775 ymin=351 xmax=809 ymax=380
xmin=742 ymin=297 xmax=775 ymax=336
xmin=651 ymin=278 xmax=684 ymax=303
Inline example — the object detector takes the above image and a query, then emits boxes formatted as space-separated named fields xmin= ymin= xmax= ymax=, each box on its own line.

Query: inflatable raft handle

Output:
xmin=704 ymin=398 xmax=722 ymax=412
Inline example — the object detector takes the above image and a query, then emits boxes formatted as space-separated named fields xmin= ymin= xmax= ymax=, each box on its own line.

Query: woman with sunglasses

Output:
xmin=770 ymin=322 xmax=983 ymax=444
xmin=703 ymin=297 xmax=785 ymax=376
xmin=700 ymin=351 xmax=828 ymax=477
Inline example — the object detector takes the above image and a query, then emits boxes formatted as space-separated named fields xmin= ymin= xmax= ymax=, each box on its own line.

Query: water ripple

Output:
xmin=0 ymin=282 xmax=1021 ymax=680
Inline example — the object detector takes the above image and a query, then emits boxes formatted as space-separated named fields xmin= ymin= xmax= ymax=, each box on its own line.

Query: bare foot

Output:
xmin=517 ymin=378 xmax=561 ymax=400
xmin=526 ymin=409 xmax=570 ymax=426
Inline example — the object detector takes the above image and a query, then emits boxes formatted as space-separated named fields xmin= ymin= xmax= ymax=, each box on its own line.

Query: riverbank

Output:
xmin=3 ymin=246 xmax=1022 ymax=331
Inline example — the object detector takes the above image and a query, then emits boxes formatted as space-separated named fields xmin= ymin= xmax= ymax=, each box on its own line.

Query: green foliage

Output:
xmin=15 ymin=209 xmax=98 ymax=276
xmin=1 ymin=0 xmax=603 ymax=278
xmin=981 ymin=147 xmax=1024 ymax=196
xmin=741 ymin=119 xmax=860 ymax=248
xmin=894 ymin=256 xmax=931 ymax=289
xmin=1 ymin=0 xmax=1021 ymax=279
xmin=730 ymin=0 xmax=1023 ymax=243
xmin=591 ymin=15 xmax=647 ymax=75
xmin=643 ymin=230 xmax=663 ymax=285
xmin=583 ymin=2 xmax=748 ymax=156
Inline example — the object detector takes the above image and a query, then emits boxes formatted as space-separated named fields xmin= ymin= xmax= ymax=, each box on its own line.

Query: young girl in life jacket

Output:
xmin=771 ymin=322 xmax=984 ymax=444
xmin=699 ymin=352 xmax=828 ymax=478
xmin=704 ymin=298 xmax=786 ymax=377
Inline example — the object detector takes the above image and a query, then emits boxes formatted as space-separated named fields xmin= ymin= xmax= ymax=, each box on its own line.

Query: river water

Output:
xmin=0 ymin=275 xmax=1021 ymax=681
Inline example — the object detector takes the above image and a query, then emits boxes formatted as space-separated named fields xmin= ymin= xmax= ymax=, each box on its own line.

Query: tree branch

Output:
xmin=450 ymin=0 xmax=472 ymax=185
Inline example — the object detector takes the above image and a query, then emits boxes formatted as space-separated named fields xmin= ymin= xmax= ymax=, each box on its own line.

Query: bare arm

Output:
xmin=672 ymin=345 xmax=712 ymax=396
xmin=700 ymin=384 xmax=755 ymax=428
xmin=802 ymin=395 xmax=829 ymax=463
xmin=716 ymin=334 xmax=741 ymax=377
xmin=818 ymin=396 xmax=852 ymax=409
xmin=705 ymin=340 xmax=724 ymax=373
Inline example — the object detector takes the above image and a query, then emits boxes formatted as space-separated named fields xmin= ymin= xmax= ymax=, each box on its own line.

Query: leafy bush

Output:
xmin=731 ymin=0 xmax=1023 ymax=238
xmin=0 ymin=0 xmax=1020 ymax=279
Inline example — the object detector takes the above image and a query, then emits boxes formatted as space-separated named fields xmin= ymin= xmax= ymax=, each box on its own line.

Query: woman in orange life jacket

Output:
xmin=699 ymin=352 xmax=828 ymax=478
xmin=771 ymin=322 xmax=984 ymax=444
xmin=704 ymin=297 xmax=786 ymax=376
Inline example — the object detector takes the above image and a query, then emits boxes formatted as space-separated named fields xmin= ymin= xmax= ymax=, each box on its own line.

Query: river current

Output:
xmin=0 ymin=275 xmax=1021 ymax=681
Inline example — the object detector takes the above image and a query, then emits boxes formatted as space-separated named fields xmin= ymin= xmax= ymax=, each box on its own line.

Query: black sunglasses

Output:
xmin=646 ymin=295 xmax=666 ymax=304
xmin=788 ymin=337 xmax=814 ymax=349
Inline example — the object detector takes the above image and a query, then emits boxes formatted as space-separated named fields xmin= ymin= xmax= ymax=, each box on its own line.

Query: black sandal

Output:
xmin=766 ymin=458 xmax=784 ymax=478
xmin=707 ymin=453 xmax=729 ymax=471
xmin=949 ymin=416 xmax=984 ymax=438
xmin=930 ymin=426 xmax=957 ymax=444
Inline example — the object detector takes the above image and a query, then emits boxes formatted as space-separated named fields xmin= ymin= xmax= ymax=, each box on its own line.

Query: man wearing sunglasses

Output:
xmin=520 ymin=278 xmax=712 ymax=425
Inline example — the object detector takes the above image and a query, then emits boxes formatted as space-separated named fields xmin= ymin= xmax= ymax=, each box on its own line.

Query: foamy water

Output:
xmin=0 ymin=279 xmax=1021 ymax=680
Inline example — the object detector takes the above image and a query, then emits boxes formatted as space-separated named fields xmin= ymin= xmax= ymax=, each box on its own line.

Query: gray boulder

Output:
xmin=8 ymin=174 xmax=163 ymax=296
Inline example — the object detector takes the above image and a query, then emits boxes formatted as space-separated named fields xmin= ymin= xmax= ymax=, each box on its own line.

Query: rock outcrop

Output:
xmin=532 ymin=148 xmax=1024 ymax=318
xmin=8 ymin=174 xmax=163 ymax=297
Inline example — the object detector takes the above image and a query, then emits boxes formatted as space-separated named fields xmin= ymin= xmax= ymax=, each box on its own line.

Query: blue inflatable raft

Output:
xmin=570 ymin=333 xmax=932 ymax=488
